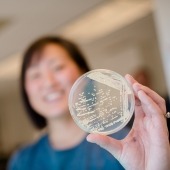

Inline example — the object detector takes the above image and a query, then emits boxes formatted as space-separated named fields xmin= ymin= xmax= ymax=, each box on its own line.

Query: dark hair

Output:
xmin=21 ymin=36 xmax=90 ymax=129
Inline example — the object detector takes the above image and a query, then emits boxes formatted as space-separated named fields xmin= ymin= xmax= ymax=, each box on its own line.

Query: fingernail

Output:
xmin=133 ymin=83 xmax=141 ymax=92
xmin=86 ymin=135 xmax=93 ymax=143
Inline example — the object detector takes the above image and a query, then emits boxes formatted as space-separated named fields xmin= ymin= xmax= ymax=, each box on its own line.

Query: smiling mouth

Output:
xmin=44 ymin=92 xmax=63 ymax=102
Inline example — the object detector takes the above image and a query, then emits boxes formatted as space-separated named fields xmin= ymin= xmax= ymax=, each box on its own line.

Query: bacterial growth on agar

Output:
xmin=69 ymin=69 xmax=134 ymax=135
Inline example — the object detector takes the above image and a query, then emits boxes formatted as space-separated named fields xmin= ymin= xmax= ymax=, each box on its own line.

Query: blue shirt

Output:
xmin=8 ymin=129 xmax=129 ymax=170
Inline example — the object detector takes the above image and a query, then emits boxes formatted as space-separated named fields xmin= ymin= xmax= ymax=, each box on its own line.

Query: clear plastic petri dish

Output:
xmin=69 ymin=69 xmax=135 ymax=135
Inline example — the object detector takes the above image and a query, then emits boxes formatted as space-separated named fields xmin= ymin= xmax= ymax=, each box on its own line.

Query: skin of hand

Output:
xmin=87 ymin=74 xmax=170 ymax=170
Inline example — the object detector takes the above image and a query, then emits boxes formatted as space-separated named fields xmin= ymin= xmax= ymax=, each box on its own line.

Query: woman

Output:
xmin=8 ymin=36 xmax=128 ymax=170
xmin=8 ymin=36 xmax=170 ymax=170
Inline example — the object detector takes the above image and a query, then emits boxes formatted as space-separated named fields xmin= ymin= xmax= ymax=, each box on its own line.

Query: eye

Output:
xmin=28 ymin=70 xmax=41 ymax=80
xmin=53 ymin=64 xmax=65 ymax=72
xmin=31 ymin=72 xmax=41 ymax=79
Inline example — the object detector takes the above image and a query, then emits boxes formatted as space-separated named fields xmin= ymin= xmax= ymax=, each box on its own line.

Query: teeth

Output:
xmin=45 ymin=92 xmax=61 ymax=101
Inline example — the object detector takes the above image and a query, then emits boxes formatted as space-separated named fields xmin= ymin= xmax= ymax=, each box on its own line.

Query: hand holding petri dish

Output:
xmin=69 ymin=69 xmax=135 ymax=135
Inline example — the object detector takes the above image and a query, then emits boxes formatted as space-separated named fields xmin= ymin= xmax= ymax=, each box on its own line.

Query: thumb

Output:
xmin=86 ymin=134 xmax=122 ymax=160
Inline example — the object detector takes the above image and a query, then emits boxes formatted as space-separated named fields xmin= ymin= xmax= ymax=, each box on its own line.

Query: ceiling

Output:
xmin=0 ymin=0 xmax=104 ymax=60
xmin=0 ymin=0 xmax=152 ymax=81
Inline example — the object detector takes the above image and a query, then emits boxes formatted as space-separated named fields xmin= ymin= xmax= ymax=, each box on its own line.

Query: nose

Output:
xmin=43 ymin=71 xmax=57 ymax=89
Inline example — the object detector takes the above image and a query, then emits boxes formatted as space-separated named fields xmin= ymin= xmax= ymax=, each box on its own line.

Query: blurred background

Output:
xmin=0 ymin=0 xmax=170 ymax=169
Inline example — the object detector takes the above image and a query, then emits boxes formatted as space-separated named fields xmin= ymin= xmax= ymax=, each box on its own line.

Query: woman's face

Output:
xmin=25 ymin=44 xmax=83 ymax=120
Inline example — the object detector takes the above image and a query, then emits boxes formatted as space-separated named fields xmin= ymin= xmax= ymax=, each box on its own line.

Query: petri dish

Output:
xmin=69 ymin=69 xmax=135 ymax=135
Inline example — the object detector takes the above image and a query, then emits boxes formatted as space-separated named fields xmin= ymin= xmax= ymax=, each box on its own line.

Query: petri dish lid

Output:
xmin=69 ymin=69 xmax=135 ymax=135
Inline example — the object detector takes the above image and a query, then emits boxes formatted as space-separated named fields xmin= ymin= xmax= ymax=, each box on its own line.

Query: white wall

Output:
xmin=0 ymin=79 xmax=38 ymax=154
xmin=82 ymin=14 xmax=166 ymax=95
xmin=153 ymin=0 xmax=170 ymax=96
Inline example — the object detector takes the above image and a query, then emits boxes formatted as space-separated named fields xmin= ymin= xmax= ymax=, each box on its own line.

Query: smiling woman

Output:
xmin=7 ymin=36 xmax=129 ymax=170
xmin=25 ymin=44 xmax=84 ymax=120
xmin=20 ymin=36 xmax=90 ymax=129
xmin=6 ymin=35 xmax=170 ymax=170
